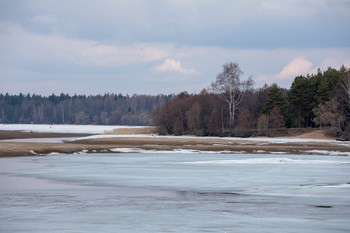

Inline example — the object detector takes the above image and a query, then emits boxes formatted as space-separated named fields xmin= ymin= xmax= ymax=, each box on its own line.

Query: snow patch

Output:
xmin=29 ymin=150 xmax=37 ymax=155
xmin=179 ymin=158 xmax=350 ymax=165
xmin=254 ymin=150 xmax=266 ymax=153
xmin=321 ymin=183 xmax=350 ymax=188
xmin=1 ymin=137 xmax=78 ymax=143
xmin=0 ymin=124 xmax=146 ymax=134
xmin=48 ymin=152 xmax=60 ymax=155
xmin=110 ymin=148 xmax=229 ymax=154
xmin=73 ymin=149 xmax=89 ymax=154
xmin=302 ymin=150 xmax=350 ymax=156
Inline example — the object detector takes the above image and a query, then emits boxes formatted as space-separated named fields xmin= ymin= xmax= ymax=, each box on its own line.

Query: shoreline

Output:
xmin=0 ymin=130 xmax=92 ymax=140
xmin=0 ymin=130 xmax=349 ymax=157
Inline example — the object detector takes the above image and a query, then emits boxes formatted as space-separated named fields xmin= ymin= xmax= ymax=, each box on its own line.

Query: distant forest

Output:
xmin=0 ymin=93 xmax=173 ymax=126
xmin=1 ymin=64 xmax=349 ymax=139
xmin=153 ymin=64 xmax=350 ymax=139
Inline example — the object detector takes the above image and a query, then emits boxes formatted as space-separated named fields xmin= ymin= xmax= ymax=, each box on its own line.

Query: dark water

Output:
xmin=1 ymin=153 xmax=349 ymax=232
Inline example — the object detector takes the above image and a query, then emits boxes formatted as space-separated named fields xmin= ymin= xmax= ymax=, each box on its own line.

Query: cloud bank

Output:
xmin=275 ymin=57 xmax=313 ymax=80
xmin=30 ymin=14 xmax=58 ymax=24
xmin=0 ymin=22 xmax=170 ymax=67
xmin=0 ymin=0 xmax=349 ymax=94
xmin=152 ymin=59 xmax=199 ymax=75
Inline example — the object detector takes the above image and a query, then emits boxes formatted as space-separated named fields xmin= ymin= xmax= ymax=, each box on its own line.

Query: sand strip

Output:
xmin=0 ymin=131 xmax=349 ymax=157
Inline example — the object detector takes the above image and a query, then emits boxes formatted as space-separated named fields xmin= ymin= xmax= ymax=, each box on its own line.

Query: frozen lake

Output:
xmin=0 ymin=123 xmax=146 ymax=134
xmin=0 ymin=153 xmax=349 ymax=232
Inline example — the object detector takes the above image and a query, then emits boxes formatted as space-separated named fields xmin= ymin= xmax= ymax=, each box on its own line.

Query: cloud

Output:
xmin=320 ymin=57 xmax=350 ymax=70
xmin=152 ymin=58 xmax=200 ymax=74
xmin=275 ymin=57 xmax=313 ymax=79
xmin=1 ymin=0 xmax=349 ymax=50
xmin=1 ymin=21 xmax=350 ymax=94
xmin=0 ymin=22 xmax=169 ymax=67
xmin=257 ymin=57 xmax=313 ymax=86
xmin=81 ymin=43 xmax=169 ymax=66
xmin=30 ymin=14 xmax=58 ymax=24
xmin=259 ymin=0 xmax=322 ymax=17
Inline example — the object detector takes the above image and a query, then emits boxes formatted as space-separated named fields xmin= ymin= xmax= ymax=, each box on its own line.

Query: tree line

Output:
xmin=153 ymin=63 xmax=350 ymax=139
xmin=2 ymin=63 xmax=349 ymax=139
xmin=0 ymin=93 xmax=173 ymax=125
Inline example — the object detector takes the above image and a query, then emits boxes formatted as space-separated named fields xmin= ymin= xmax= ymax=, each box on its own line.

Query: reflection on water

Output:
xmin=0 ymin=153 xmax=349 ymax=233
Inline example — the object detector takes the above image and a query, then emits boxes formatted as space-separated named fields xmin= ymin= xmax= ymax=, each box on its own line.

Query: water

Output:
xmin=0 ymin=153 xmax=349 ymax=233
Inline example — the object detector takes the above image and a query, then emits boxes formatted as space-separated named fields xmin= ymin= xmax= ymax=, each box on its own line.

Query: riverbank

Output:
xmin=0 ymin=130 xmax=349 ymax=157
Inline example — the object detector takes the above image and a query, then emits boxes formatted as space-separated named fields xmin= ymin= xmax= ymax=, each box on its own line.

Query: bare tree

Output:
xmin=268 ymin=106 xmax=284 ymax=131
xmin=210 ymin=62 xmax=254 ymax=126
xmin=340 ymin=67 xmax=350 ymax=116
xmin=313 ymin=98 xmax=345 ymax=136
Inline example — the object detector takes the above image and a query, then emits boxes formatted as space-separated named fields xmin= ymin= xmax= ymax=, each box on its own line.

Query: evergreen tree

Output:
xmin=261 ymin=84 xmax=286 ymax=115
xmin=288 ymin=76 xmax=313 ymax=127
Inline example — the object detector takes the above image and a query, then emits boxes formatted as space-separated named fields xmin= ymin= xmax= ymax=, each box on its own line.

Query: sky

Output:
xmin=1 ymin=0 xmax=350 ymax=95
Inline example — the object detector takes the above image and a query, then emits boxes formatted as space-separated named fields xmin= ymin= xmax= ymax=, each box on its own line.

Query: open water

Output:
xmin=0 ymin=153 xmax=349 ymax=233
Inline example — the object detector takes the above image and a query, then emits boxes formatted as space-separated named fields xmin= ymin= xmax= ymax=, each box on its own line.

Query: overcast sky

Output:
xmin=1 ymin=0 xmax=350 ymax=95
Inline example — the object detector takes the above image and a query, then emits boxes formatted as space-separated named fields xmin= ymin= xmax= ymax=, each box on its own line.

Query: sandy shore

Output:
xmin=0 ymin=130 xmax=91 ymax=140
xmin=0 ymin=130 xmax=349 ymax=157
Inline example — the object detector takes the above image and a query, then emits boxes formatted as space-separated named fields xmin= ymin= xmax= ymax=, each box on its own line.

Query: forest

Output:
xmin=1 ymin=63 xmax=349 ymax=139
xmin=0 ymin=93 xmax=173 ymax=126
xmin=153 ymin=63 xmax=350 ymax=139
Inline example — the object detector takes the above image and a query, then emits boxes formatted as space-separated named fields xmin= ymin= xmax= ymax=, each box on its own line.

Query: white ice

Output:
xmin=1 ymin=124 xmax=349 ymax=155
xmin=302 ymin=150 xmax=350 ymax=156
xmin=110 ymin=148 xmax=224 ymax=154
xmin=0 ymin=124 xmax=145 ymax=134
xmin=178 ymin=157 xmax=350 ymax=165
xmin=1 ymin=137 xmax=79 ymax=143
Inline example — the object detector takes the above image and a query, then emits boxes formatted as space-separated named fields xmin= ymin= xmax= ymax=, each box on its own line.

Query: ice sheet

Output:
xmin=110 ymin=148 xmax=224 ymax=154
xmin=1 ymin=153 xmax=350 ymax=233
xmin=0 ymin=137 xmax=80 ymax=143
xmin=177 ymin=157 xmax=350 ymax=165
xmin=302 ymin=150 xmax=350 ymax=156
xmin=0 ymin=124 xmax=145 ymax=134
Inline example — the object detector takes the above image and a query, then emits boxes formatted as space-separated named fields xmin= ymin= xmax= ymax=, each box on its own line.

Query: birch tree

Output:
xmin=210 ymin=62 xmax=254 ymax=126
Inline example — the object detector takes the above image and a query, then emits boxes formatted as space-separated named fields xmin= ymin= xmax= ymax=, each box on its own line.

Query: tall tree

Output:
xmin=316 ymin=67 xmax=341 ymax=104
xmin=0 ymin=93 xmax=172 ymax=125
xmin=312 ymin=98 xmax=345 ymax=136
xmin=261 ymin=84 xmax=286 ymax=115
xmin=237 ymin=107 xmax=255 ymax=130
xmin=268 ymin=106 xmax=285 ymax=131
xmin=210 ymin=62 xmax=254 ymax=126
xmin=288 ymin=75 xmax=313 ymax=127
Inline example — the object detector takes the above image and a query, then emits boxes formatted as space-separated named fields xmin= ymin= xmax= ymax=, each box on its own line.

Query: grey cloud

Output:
xmin=30 ymin=14 xmax=57 ymax=24
xmin=1 ymin=0 xmax=350 ymax=95
xmin=3 ymin=0 xmax=349 ymax=48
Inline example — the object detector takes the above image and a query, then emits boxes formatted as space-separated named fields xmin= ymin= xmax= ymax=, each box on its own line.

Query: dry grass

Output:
xmin=0 ymin=129 xmax=348 ymax=157
xmin=104 ymin=126 xmax=157 ymax=135
xmin=2 ymin=135 xmax=349 ymax=157
xmin=74 ymin=136 xmax=350 ymax=154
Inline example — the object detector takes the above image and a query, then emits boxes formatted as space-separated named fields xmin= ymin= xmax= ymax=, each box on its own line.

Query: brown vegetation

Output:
xmin=153 ymin=65 xmax=350 ymax=140
xmin=0 ymin=130 xmax=348 ymax=157
xmin=0 ymin=131 xmax=90 ymax=140
xmin=105 ymin=127 xmax=157 ymax=135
